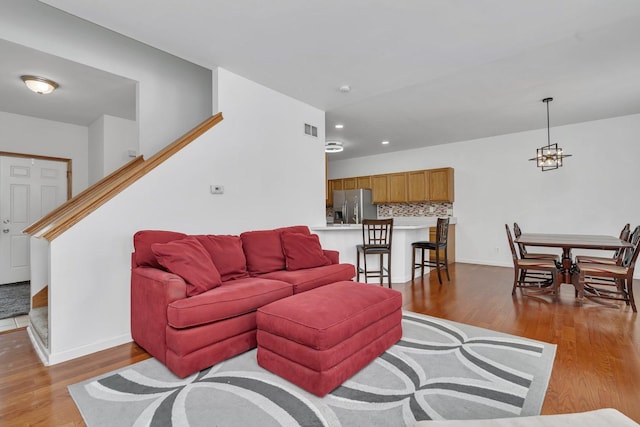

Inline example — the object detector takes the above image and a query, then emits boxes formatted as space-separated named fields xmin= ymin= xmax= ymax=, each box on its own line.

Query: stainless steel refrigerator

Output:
xmin=332 ymin=189 xmax=377 ymax=224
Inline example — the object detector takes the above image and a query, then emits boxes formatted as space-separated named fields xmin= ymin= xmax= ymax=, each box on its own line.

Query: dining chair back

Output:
xmin=505 ymin=224 xmax=559 ymax=297
xmin=513 ymin=222 xmax=559 ymax=261
xmin=577 ymin=225 xmax=640 ymax=312
xmin=576 ymin=223 xmax=631 ymax=265
xmin=356 ymin=218 xmax=393 ymax=288
xmin=411 ymin=217 xmax=450 ymax=284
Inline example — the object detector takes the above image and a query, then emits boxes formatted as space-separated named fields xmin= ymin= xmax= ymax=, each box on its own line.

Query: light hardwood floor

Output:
xmin=1 ymin=263 xmax=638 ymax=425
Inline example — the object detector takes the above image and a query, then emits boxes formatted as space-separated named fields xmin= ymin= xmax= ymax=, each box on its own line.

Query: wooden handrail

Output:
xmin=23 ymin=156 xmax=144 ymax=235
xmin=26 ymin=113 xmax=223 ymax=241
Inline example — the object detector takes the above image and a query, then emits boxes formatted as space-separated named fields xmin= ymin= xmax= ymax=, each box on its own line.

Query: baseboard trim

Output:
xmin=47 ymin=333 xmax=132 ymax=366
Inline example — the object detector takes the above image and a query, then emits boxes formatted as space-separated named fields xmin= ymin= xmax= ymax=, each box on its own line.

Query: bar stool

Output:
xmin=356 ymin=218 xmax=393 ymax=288
xmin=411 ymin=217 xmax=450 ymax=284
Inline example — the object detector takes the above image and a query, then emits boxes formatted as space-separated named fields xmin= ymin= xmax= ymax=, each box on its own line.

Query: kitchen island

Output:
xmin=311 ymin=217 xmax=456 ymax=284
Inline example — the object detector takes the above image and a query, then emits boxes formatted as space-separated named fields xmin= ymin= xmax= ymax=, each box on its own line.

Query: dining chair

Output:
xmin=513 ymin=222 xmax=559 ymax=284
xmin=505 ymin=224 xmax=559 ymax=296
xmin=575 ymin=223 xmax=631 ymax=265
xmin=411 ymin=217 xmax=450 ymax=284
xmin=513 ymin=222 xmax=560 ymax=261
xmin=356 ymin=218 xmax=393 ymax=288
xmin=576 ymin=225 xmax=640 ymax=312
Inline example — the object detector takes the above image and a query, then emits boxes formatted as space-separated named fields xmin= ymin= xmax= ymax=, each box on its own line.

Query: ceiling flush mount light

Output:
xmin=529 ymin=97 xmax=572 ymax=171
xmin=335 ymin=124 xmax=344 ymax=129
xmin=325 ymin=140 xmax=344 ymax=153
xmin=21 ymin=75 xmax=59 ymax=94
xmin=339 ymin=85 xmax=351 ymax=93
xmin=381 ymin=140 xmax=390 ymax=145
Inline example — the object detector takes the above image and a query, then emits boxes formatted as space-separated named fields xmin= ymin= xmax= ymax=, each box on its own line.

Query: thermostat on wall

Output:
xmin=210 ymin=185 xmax=224 ymax=194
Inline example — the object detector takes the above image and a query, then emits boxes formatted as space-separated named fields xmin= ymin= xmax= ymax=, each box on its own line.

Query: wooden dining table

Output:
xmin=515 ymin=233 xmax=633 ymax=285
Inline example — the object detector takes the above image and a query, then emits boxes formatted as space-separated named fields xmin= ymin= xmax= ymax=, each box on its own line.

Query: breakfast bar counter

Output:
xmin=312 ymin=217 xmax=456 ymax=283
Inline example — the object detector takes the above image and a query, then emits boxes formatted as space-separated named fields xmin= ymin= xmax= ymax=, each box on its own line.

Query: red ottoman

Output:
xmin=256 ymin=280 xmax=402 ymax=396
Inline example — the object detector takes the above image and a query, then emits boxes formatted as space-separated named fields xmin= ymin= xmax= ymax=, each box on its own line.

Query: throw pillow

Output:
xmin=241 ymin=229 xmax=287 ymax=275
xmin=133 ymin=230 xmax=187 ymax=268
xmin=281 ymin=232 xmax=331 ymax=271
xmin=151 ymin=237 xmax=222 ymax=296
xmin=194 ymin=235 xmax=249 ymax=281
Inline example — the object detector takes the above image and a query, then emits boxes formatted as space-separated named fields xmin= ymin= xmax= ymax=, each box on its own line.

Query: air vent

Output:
xmin=304 ymin=123 xmax=318 ymax=137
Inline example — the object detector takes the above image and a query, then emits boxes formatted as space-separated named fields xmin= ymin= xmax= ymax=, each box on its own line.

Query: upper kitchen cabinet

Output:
xmin=429 ymin=167 xmax=454 ymax=202
xmin=388 ymin=173 xmax=408 ymax=203
xmin=326 ymin=179 xmax=344 ymax=207
xmin=371 ymin=175 xmax=389 ymax=204
xmin=342 ymin=177 xmax=357 ymax=190
xmin=356 ymin=176 xmax=372 ymax=189
xmin=407 ymin=170 xmax=429 ymax=202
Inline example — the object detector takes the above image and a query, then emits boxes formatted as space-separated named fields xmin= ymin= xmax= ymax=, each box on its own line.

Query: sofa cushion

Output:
xmin=276 ymin=225 xmax=311 ymax=235
xmin=134 ymin=230 xmax=187 ymax=268
xmin=152 ymin=237 xmax=222 ymax=297
xmin=167 ymin=277 xmax=293 ymax=328
xmin=258 ymin=263 xmax=355 ymax=294
xmin=241 ymin=226 xmax=312 ymax=275
xmin=194 ymin=235 xmax=249 ymax=281
xmin=281 ymin=232 xmax=331 ymax=271
xmin=241 ymin=229 xmax=283 ymax=275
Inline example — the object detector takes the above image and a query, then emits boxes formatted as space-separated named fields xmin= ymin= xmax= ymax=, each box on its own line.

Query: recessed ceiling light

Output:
xmin=325 ymin=141 xmax=344 ymax=153
xmin=381 ymin=140 xmax=390 ymax=145
xmin=339 ymin=85 xmax=351 ymax=93
xmin=335 ymin=124 xmax=344 ymax=129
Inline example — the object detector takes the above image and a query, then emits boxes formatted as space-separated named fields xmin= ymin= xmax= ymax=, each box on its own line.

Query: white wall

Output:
xmin=87 ymin=116 xmax=104 ymax=185
xmin=329 ymin=113 xmax=640 ymax=270
xmin=103 ymin=115 xmax=138 ymax=176
xmin=44 ymin=68 xmax=326 ymax=363
xmin=0 ymin=111 xmax=88 ymax=195
xmin=88 ymin=115 xmax=138 ymax=185
xmin=0 ymin=0 xmax=211 ymax=157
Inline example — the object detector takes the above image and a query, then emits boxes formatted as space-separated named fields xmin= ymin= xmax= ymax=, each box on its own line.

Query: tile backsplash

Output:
xmin=377 ymin=202 xmax=453 ymax=217
xmin=326 ymin=201 xmax=453 ymax=219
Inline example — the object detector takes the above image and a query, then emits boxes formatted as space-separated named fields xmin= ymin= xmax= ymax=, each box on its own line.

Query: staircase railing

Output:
xmin=24 ymin=113 xmax=223 ymax=241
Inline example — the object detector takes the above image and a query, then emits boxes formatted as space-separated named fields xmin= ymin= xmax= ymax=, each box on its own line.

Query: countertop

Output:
xmin=311 ymin=217 xmax=457 ymax=231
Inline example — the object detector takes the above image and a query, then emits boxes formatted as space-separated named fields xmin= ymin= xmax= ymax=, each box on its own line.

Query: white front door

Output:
xmin=0 ymin=156 xmax=68 ymax=285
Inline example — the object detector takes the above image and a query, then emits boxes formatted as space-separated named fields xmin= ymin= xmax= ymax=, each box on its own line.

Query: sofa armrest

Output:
xmin=323 ymin=249 xmax=340 ymax=264
xmin=131 ymin=267 xmax=187 ymax=363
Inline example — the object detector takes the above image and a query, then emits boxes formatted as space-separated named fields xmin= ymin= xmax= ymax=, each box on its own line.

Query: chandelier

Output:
xmin=529 ymin=97 xmax=571 ymax=171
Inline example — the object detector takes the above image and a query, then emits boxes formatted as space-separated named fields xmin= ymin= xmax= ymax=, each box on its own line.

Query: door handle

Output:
xmin=2 ymin=229 xmax=9 ymax=233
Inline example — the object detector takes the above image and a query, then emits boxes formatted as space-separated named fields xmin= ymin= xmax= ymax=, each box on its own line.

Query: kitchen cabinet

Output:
xmin=326 ymin=179 xmax=344 ymax=207
xmin=429 ymin=167 xmax=454 ymax=202
xmin=342 ymin=177 xmax=357 ymax=190
xmin=407 ymin=170 xmax=429 ymax=202
xmin=356 ymin=176 xmax=371 ymax=189
xmin=429 ymin=224 xmax=456 ymax=264
xmin=328 ymin=167 xmax=453 ymax=206
xmin=388 ymin=173 xmax=408 ymax=203
xmin=371 ymin=175 xmax=388 ymax=204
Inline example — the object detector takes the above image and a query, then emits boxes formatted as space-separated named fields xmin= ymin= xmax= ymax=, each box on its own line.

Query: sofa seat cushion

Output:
xmin=167 ymin=277 xmax=292 ymax=329
xmin=258 ymin=263 xmax=355 ymax=294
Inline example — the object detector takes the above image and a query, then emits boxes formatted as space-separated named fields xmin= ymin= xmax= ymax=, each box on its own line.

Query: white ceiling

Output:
xmin=34 ymin=1 xmax=640 ymax=158
xmin=0 ymin=38 xmax=136 ymax=127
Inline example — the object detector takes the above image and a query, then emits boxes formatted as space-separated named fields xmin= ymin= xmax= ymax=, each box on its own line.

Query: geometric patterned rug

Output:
xmin=69 ymin=311 xmax=556 ymax=426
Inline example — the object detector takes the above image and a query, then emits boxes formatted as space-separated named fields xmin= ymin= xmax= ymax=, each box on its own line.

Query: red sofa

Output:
xmin=130 ymin=225 xmax=355 ymax=378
